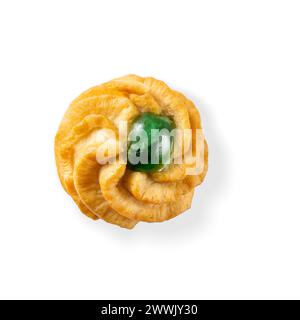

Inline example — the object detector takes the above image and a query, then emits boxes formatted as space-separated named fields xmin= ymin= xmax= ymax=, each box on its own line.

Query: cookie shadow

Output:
xmin=132 ymin=92 xmax=232 ymax=242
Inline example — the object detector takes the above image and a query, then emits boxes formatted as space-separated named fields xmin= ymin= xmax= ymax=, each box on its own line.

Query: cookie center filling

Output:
xmin=127 ymin=112 xmax=175 ymax=173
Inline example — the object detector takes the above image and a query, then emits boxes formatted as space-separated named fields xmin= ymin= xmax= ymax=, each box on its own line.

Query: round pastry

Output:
xmin=55 ymin=75 xmax=208 ymax=229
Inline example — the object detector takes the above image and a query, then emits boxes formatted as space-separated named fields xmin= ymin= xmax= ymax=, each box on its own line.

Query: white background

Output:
xmin=0 ymin=0 xmax=299 ymax=300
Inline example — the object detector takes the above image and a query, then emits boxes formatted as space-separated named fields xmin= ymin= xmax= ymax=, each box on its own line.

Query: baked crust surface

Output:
xmin=55 ymin=75 xmax=208 ymax=229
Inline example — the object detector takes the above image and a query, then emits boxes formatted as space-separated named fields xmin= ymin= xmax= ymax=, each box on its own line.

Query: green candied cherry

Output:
xmin=127 ymin=112 xmax=175 ymax=173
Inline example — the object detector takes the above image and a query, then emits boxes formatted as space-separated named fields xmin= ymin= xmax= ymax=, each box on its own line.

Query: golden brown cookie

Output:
xmin=55 ymin=75 xmax=208 ymax=229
